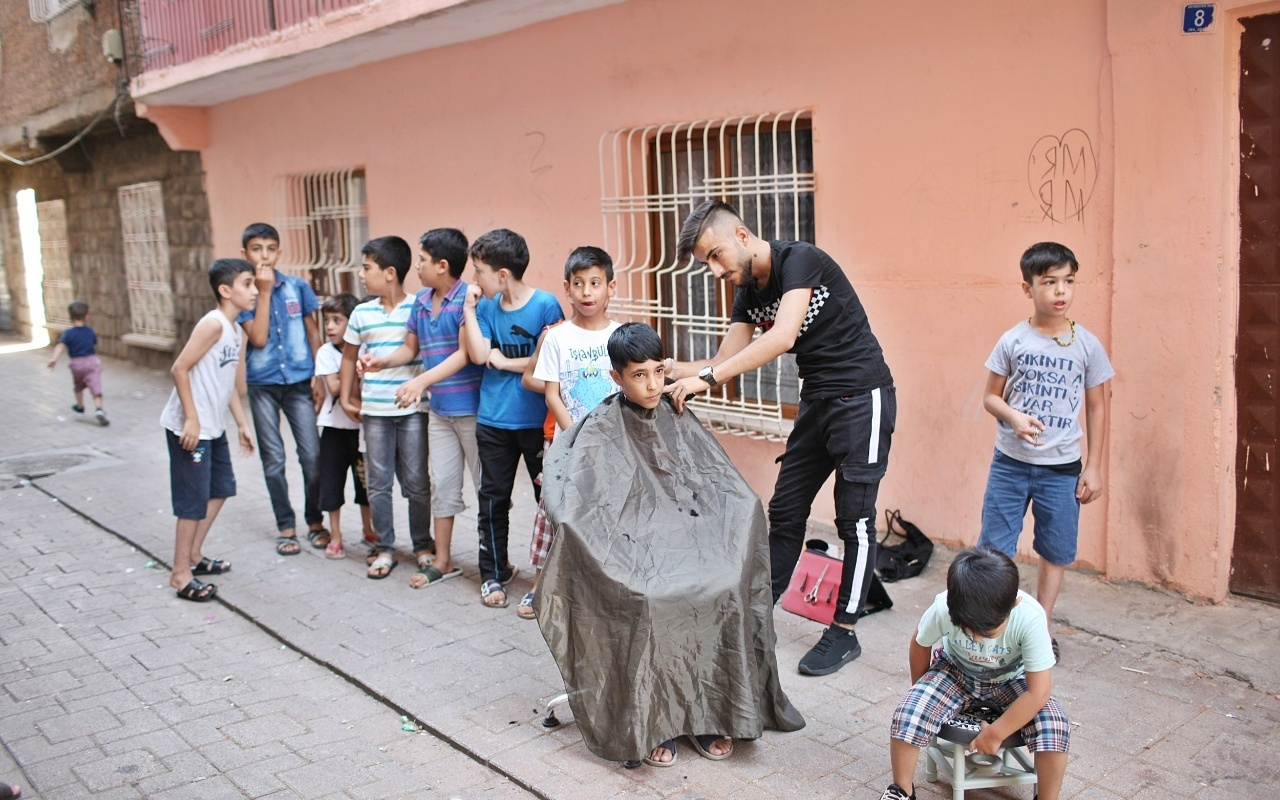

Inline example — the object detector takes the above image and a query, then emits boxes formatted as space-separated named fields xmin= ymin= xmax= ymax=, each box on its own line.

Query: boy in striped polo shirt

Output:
xmin=362 ymin=228 xmax=483 ymax=589
xmin=339 ymin=236 xmax=433 ymax=579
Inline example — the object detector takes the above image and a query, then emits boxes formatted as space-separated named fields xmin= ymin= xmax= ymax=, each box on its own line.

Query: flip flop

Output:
xmin=687 ymin=734 xmax=733 ymax=760
xmin=275 ymin=536 xmax=301 ymax=556
xmin=411 ymin=564 xmax=460 ymax=589
xmin=191 ymin=557 xmax=231 ymax=575
xmin=643 ymin=739 xmax=678 ymax=767
xmin=324 ymin=541 xmax=345 ymax=560
xmin=307 ymin=528 xmax=331 ymax=549
xmin=367 ymin=555 xmax=396 ymax=579
xmin=516 ymin=592 xmax=537 ymax=620
xmin=175 ymin=578 xmax=217 ymax=602
xmin=480 ymin=579 xmax=508 ymax=608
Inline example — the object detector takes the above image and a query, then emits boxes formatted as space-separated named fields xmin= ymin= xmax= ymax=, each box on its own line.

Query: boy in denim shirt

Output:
xmin=237 ymin=222 xmax=327 ymax=556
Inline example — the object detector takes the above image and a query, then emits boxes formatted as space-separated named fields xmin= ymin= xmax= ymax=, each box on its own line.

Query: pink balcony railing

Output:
xmin=132 ymin=0 xmax=369 ymax=71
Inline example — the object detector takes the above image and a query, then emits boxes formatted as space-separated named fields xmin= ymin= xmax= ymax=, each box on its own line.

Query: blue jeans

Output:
xmin=247 ymin=381 xmax=321 ymax=532
xmin=363 ymin=413 xmax=433 ymax=555
xmin=978 ymin=449 xmax=1080 ymax=565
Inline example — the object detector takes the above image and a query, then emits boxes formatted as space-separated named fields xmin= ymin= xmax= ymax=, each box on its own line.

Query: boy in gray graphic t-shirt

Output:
xmin=977 ymin=242 xmax=1114 ymax=662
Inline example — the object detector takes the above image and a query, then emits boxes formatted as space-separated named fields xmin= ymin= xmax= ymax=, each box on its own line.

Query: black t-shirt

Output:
xmin=729 ymin=241 xmax=892 ymax=400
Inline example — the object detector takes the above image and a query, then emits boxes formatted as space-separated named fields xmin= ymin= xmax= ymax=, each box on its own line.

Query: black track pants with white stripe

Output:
xmin=768 ymin=387 xmax=896 ymax=626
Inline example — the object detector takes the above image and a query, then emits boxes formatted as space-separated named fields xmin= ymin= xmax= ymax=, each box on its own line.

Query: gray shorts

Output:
xmin=428 ymin=411 xmax=479 ymax=518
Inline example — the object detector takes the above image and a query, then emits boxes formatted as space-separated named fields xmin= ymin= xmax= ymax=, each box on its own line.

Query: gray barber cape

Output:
xmin=535 ymin=393 xmax=805 ymax=762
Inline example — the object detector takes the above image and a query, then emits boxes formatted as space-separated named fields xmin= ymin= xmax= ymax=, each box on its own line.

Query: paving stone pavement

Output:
xmin=2 ymin=344 xmax=1279 ymax=799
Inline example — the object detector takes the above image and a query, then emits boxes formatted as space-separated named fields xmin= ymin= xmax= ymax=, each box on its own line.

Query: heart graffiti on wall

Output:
xmin=1027 ymin=129 xmax=1098 ymax=224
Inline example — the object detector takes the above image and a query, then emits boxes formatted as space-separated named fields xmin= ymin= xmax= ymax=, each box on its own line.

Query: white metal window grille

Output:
xmin=272 ymin=168 xmax=368 ymax=297
xmin=118 ymin=181 xmax=178 ymax=349
xmin=36 ymin=199 xmax=75 ymax=329
xmin=28 ymin=0 xmax=83 ymax=23
xmin=600 ymin=110 xmax=815 ymax=440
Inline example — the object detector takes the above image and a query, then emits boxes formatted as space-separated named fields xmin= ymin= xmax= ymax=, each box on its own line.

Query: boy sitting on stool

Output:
xmin=881 ymin=546 xmax=1068 ymax=800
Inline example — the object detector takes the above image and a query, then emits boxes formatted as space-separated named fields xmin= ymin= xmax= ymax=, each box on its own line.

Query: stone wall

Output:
xmin=0 ymin=121 xmax=213 ymax=369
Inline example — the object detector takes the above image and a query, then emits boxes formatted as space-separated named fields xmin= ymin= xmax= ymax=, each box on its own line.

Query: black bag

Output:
xmin=876 ymin=509 xmax=934 ymax=582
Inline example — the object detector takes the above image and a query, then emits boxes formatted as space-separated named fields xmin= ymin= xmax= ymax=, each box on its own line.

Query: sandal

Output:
xmin=411 ymin=564 xmax=460 ymax=589
xmin=416 ymin=551 xmax=434 ymax=570
xmin=688 ymin=734 xmax=733 ymax=760
xmin=175 ymin=578 xmax=217 ymax=602
xmin=324 ymin=541 xmax=345 ymax=560
xmin=516 ymin=592 xmax=537 ymax=620
xmin=368 ymin=555 xmax=395 ymax=579
xmin=480 ymin=579 xmax=508 ymax=608
xmin=275 ymin=536 xmax=301 ymax=556
xmin=643 ymin=739 xmax=678 ymax=767
xmin=307 ymin=528 xmax=331 ymax=549
xmin=191 ymin=557 xmax=231 ymax=575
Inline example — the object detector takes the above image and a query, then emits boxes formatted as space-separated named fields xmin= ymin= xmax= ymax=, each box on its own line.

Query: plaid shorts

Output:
xmin=889 ymin=652 xmax=1070 ymax=752
xmin=529 ymin=495 xmax=554 ymax=569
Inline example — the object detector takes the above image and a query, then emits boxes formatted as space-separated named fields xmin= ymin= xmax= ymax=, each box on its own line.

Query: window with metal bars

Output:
xmin=599 ymin=110 xmax=814 ymax=440
xmin=271 ymin=168 xmax=368 ymax=297
xmin=36 ymin=199 xmax=75 ymax=329
xmin=28 ymin=0 xmax=82 ymax=23
xmin=118 ymin=182 xmax=177 ymax=349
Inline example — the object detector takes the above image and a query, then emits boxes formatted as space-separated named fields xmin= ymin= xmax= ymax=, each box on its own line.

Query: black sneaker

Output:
xmin=798 ymin=625 xmax=862 ymax=675
xmin=879 ymin=783 xmax=915 ymax=800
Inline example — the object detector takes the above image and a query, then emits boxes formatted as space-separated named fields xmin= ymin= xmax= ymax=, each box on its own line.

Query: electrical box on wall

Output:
xmin=102 ymin=29 xmax=122 ymax=63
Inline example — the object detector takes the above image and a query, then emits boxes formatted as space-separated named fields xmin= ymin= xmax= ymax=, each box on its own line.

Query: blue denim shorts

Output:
xmin=167 ymin=431 xmax=236 ymax=520
xmin=978 ymin=449 xmax=1079 ymax=565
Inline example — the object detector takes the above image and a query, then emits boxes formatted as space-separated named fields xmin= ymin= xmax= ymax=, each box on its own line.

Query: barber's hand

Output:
xmin=663 ymin=376 xmax=709 ymax=413
xmin=662 ymin=358 xmax=678 ymax=380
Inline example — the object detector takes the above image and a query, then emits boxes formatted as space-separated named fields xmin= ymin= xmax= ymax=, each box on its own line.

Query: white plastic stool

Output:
xmin=923 ymin=711 xmax=1038 ymax=800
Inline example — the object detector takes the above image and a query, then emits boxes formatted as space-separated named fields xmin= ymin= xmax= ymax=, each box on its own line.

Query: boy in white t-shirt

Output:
xmin=160 ymin=259 xmax=258 ymax=602
xmin=516 ymin=246 xmax=620 ymax=619
xmin=315 ymin=293 xmax=373 ymax=560
xmin=879 ymin=547 xmax=1069 ymax=800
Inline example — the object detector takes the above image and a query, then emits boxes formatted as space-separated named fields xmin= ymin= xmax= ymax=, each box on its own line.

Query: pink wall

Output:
xmin=182 ymin=0 xmax=1264 ymax=598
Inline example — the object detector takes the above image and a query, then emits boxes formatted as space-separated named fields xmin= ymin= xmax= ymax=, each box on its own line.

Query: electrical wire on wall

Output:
xmin=0 ymin=74 xmax=128 ymax=167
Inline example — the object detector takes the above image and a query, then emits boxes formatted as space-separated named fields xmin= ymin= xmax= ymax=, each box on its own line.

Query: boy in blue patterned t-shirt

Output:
xmin=362 ymin=228 xmax=483 ymax=589
xmin=339 ymin=236 xmax=432 ymax=581
xmin=461 ymin=229 xmax=564 ymax=609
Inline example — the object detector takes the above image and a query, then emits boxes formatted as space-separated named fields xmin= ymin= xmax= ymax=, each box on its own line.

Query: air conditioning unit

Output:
xmin=28 ymin=0 xmax=84 ymax=24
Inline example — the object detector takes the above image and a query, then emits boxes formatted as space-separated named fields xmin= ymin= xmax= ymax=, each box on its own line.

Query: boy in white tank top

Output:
xmin=160 ymin=258 xmax=259 ymax=602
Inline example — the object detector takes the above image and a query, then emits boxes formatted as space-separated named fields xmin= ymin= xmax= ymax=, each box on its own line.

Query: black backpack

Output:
xmin=876 ymin=509 xmax=934 ymax=582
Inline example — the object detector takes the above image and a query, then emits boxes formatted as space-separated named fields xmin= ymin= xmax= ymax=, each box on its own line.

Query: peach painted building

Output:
xmin=128 ymin=0 xmax=1280 ymax=604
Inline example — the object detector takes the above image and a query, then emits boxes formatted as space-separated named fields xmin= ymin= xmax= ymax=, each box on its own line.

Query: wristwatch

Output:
xmin=698 ymin=365 xmax=718 ymax=387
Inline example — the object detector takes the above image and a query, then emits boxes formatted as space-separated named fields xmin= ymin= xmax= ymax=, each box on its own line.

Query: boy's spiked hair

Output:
xmin=68 ymin=301 xmax=89 ymax=321
xmin=607 ymin=322 xmax=665 ymax=372
xmin=1020 ymin=242 xmax=1079 ymax=283
xmin=362 ymin=236 xmax=413 ymax=284
xmin=564 ymin=246 xmax=614 ymax=282
xmin=419 ymin=228 xmax=470 ymax=279
xmin=678 ymin=200 xmax=743 ymax=262
xmin=321 ymin=292 xmax=358 ymax=319
xmin=946 ymin=546 xmax=1020 ymax=638
xmin=241 ymin=222 xmax=280 ymax=249
xmin=209 ymin=258 xmax=254 ymax=301
xmin=470 ymin=229 xmax=530 ymax=279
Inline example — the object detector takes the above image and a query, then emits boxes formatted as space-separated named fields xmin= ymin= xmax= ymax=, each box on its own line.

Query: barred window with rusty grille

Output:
xmin=118 ymin=181 xmax=177 ymax=350
xmin=36 ymin=199 xmax=75 ymax=329
xmin=272 ymin=168 xmax=368 ymax=298
xmin=600 ymin=110 xmax=814 ymax=440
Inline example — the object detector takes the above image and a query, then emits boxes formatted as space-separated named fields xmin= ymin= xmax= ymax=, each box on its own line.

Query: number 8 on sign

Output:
xmin=1183 ymin=3 xmax=1215 ymax=34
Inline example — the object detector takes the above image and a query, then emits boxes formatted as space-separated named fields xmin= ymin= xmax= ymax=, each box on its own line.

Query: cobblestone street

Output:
xmin=2 ymin=345 xmax=1278 ymax=799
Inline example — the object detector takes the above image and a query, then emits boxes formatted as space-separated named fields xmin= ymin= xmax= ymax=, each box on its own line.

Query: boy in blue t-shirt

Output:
xmin=236 ymin=222 xmax=327 ymax=556
xmin=461 ymin=229 xmax=564 ymax=608
xmin=47 ymin=300 xmax=108 ymax=425
xmin=363 ymin=228 xmax=483 ymax=588
xmin=880 ymin=547 xmax=1069 ymax=800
